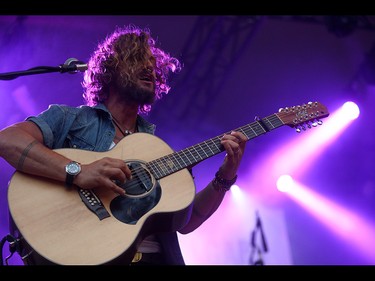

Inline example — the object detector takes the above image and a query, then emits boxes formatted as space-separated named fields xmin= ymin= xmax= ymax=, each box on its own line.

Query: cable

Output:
xmin=0 ymin=234 xmax=20 ymax=266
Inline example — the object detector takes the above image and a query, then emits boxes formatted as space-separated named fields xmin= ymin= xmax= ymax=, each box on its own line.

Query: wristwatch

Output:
xmin=65 ymin=161 xmax=81 ymax=187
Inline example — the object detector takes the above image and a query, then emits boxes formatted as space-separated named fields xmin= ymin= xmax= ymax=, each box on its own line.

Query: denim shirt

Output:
xmin=26 ymin=103 xmax=156 ymax=150
xmin=26 ymin=103 xmax=185 ymax=265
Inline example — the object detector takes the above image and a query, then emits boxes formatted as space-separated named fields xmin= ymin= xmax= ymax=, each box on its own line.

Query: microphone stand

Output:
xmin=0 ymin=66 xmax=62 ymax=81
xmin=0 ymin=58 xmax=86 ymax=81
xmin=249 ymin=210 xmax=268 ymax=265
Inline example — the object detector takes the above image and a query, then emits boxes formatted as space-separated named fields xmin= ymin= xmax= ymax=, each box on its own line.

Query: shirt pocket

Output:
xmin=64 ymin=134 xmax=95 ymax=151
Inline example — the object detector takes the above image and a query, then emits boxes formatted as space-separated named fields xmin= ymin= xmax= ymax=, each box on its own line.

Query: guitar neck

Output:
xmin=148 ymin=113 xmax=284 ymax=179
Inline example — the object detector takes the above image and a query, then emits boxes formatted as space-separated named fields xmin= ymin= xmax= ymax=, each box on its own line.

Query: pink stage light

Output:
xmin=279 ymin=176 xmax=375 ymax=264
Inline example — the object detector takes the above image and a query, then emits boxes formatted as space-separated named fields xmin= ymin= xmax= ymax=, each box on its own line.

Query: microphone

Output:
xmin=59 ymin=58 xmax=87 ymax=74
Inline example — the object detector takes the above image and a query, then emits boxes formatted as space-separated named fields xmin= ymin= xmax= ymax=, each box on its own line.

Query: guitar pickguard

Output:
xmin=110 ymin=160 xmax=161 ymax=224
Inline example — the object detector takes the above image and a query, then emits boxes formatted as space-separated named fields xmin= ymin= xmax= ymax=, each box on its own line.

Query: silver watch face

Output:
xmin=66 ymin=162 xmax=81 ymax=175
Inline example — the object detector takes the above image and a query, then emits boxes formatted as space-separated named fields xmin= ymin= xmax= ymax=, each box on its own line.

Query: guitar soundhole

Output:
xmin=117 ymin=161 xmax=154 ymax=196
xmin=110 ymin=160 xmax=162 ymax=224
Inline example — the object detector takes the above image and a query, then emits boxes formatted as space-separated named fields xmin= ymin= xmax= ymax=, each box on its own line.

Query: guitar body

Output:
xmin=7 ymin=133 xmax=196 ymax=265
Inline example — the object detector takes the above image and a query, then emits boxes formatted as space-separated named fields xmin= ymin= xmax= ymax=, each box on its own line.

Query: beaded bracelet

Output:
xmin=212 ymin=171 xmax=237 ymax=192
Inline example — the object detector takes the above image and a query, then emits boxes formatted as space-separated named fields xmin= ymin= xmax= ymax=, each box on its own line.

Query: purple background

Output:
xmin=1 ymin=15 xmax=375 ymax=265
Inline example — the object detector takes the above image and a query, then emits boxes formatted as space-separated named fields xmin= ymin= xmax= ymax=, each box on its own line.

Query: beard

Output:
xmin=115 ymin=77 xmax=156 ymax=106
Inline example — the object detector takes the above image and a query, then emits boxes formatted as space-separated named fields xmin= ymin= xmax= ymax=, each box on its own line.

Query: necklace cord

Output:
xmin=112 ymin=116 xmax=134 ymax=136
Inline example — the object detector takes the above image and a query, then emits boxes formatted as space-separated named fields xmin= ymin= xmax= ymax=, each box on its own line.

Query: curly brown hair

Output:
xmin=82 ymin=24 xmax=181 ymax=114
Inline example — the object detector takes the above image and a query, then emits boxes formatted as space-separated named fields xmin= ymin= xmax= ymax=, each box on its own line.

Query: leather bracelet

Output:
xmin=212 ymin=171 xmax=237 ymax=192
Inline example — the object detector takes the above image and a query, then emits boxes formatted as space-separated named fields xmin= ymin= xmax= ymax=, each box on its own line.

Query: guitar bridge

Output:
xmin=78 ymin=188 xmax=110 ymax=220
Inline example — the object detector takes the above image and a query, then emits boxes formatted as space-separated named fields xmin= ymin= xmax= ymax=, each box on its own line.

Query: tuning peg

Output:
xmin=317 ymin=119 xmax=323 ymax=125
xmin=295 ymin=124 xmax=306 ymax=133
xmin=311 ymin=119 xmax=319 ymax=127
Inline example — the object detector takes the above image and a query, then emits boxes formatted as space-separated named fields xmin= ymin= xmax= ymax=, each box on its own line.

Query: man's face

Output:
xmin=115 ymin=59 xmax=157 ymax=106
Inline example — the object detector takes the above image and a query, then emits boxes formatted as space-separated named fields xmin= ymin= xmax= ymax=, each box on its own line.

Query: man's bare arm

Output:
xmin=0 ymin=121 xmax=70 ymax=182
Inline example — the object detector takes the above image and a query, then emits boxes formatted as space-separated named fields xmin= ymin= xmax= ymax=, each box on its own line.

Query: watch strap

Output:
xmin=65 ymin=172 xmax=75 ymax=187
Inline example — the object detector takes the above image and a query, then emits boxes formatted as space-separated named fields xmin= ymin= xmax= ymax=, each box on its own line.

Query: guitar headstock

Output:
xmin=277 ymin=101 xmax=329 ymax=132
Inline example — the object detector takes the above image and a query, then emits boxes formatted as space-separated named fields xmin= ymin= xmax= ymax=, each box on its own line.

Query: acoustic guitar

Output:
xmin=7 ymin=101 xmax=329 ymax=265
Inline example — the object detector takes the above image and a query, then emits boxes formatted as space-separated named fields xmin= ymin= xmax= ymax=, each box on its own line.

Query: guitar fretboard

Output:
xmin=147 ymin=113 xmax=284 ymax=179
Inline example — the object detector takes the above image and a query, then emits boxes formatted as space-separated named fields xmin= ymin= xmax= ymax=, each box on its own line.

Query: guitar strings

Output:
xmin=120 ymin=115 xmax=284 ymax=191
xmin=121 ymin=110 xmax=320 ymax=191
